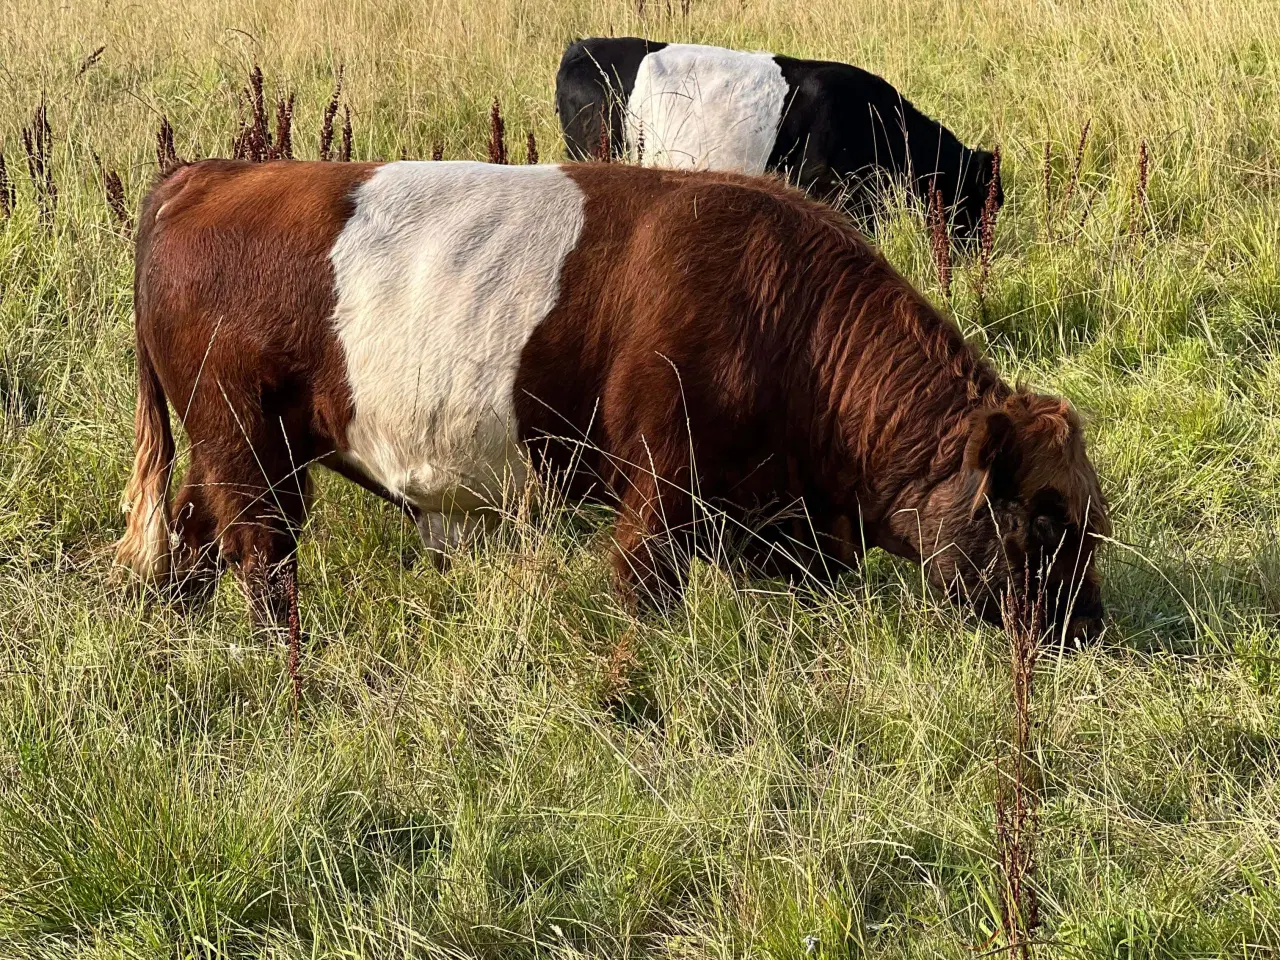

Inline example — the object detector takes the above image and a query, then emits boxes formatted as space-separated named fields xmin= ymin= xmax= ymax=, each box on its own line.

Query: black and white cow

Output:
xmin=555 ymin=37 xmax=1001 ymax=239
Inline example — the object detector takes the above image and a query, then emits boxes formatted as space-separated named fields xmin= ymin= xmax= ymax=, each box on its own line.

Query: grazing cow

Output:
xmin=115 ymin=160 xmax=1106 ymax=639
xmin=556 ymin=38 xmax=1001 ymax=239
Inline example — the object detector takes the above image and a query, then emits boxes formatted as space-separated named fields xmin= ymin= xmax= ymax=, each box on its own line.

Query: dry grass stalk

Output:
xmin=525 ymin=130 xmax=538 ymax=165
xmin=271 ymin=92 xmax=295 ymax=160
xmin=995 ymin=575 xmax=1044 ymax=960
xmin=431 ymin=141 xmax=444 ymax=161
xmin=488 ymin=98 xmax=507 ymax=164
xmin=319 ymin=64 xmax=344 ymax=161
xmin=928 ymin=184 xmax=951 ymax=299
xmin=287 ymin=556 xmax=302 ymax=709
xmin=976 ymin=146 xmax=1002 ymax=302
xmin=1041 ymin=139 xmax=1052 ymax=235
xmin=339 ymin=105 xmax=352 ymax=162
xmin=0 ymin=152 xmax=13 ymax=220
xmin=156 ymin=116 xmax=181 ymax=175
xmin=1059 ymin=119 xmax=1090 ymax=216
xmin=75 ymin=45 xmax=106 ymax=78
xmin=634 ymin=121 xmax=644 ymax=164
xmin=1131 ymin=138 xmax=1150 ymax=236
xmin=602 ymin=629 xmax=639 ymax=704
xmin=22 ymin=102 xmax=56 ymax=223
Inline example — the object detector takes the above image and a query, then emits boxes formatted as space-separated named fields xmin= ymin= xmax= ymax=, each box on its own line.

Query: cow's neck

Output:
xmin=815 ymin=301 xmax=1007 ymax=559
xmin=903 ymin=113 xmax=969 ymax=205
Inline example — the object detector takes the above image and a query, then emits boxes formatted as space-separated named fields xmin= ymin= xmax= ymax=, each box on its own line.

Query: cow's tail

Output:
xmin=114 ymin=328 xmax=174 ymax=581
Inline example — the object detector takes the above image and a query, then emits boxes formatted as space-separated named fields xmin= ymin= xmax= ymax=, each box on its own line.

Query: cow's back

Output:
xmin=135 ymin=160 xmax=863 ymax=520
xmin=625 ymin=44 xmax=788 ymax=173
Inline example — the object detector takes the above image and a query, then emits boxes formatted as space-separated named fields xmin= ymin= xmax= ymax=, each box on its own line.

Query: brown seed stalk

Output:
xmin=93 ymin=153 xmax=131 ymax=234
xmin=1131 ymin=138 xmax=1149 ymax=236
xmin=431 ymin=141 xmax=444 ymax=161
xmin=237 ymin=65 xmax=272 ymax=163
xmin=22 ymin=102 xmax=57 ymax=223
xmin=271 ymin=92 xmax=295 ymax=160
xmin=976 ymin=146 xmax=1002 ymax=302
xmin=319 ymin=64 xmax=344 ymax=161
xmin=594 ymin=106 xmax=611 ymax=163
xmin=156 ymin=115 xmax=181 ymax=175
xmin=231 ymin=94 xmax=249 ymax=160
xmin=104 ymin=168 xmax=129 ymax=232
xmin=525 ymin=130 xmax=538 ymax=165
xmin=339 ymin=105 xmax=352 ymax=162
xmin=928 ymin=184 xmax=951 ymax=299
xmin=1059 ymin=119 xmax=1090 ymax=215
xmin=488 ymin=97 xmax=507 ymax=164
xmin=0 ymin=152 xmax=14 ymax=220
xmin=995 ymin=573 xmax=1044 ymax=960
xmin=75 ymin=45 xmax=106 ymax=78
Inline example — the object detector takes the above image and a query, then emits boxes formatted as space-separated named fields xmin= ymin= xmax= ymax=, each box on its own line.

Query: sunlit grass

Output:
xmin=2 ymin=0 xmax=1279 ymax=955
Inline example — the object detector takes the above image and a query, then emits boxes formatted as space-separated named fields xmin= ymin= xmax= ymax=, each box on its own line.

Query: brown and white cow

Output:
xmin=115 ymin=159 xmax=1109 ymax=639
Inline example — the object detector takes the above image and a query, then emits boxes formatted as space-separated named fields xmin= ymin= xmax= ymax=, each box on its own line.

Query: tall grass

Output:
xmin=1 ymin=0 xmax=1279 ymax=955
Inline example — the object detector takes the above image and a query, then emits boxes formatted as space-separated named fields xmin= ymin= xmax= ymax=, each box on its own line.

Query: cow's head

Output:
xmin=950 ymin=148 xmax=1002 ymax=242
xmin=905 ymin=393 xmax=1110 ymax=642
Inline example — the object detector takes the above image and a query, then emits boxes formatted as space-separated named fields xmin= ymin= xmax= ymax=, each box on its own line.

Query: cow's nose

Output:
xmin=1066 ymin=614 xmax=1104 ymax=645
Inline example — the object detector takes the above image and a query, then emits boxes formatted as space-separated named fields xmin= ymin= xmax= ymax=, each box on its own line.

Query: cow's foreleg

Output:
xmin=611 ymin=473 xmax=695 ymax=611
xmin=415 ymin=510 xmax=488 ymax=571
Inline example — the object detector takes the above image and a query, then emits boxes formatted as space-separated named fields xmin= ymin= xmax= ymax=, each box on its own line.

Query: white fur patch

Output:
xmin=626 ymin=44 xmax=788 ymax=173
xmin=329 ymin=161 xmax=586 ymax=530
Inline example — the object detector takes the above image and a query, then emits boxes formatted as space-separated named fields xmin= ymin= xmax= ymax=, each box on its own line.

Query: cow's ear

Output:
xmin=964 ymin=408 xmax=1021 ymax=518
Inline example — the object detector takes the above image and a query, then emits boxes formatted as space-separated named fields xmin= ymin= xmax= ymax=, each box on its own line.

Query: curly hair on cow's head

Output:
xmin=891 ymin=389 xmax=1109 ymax=644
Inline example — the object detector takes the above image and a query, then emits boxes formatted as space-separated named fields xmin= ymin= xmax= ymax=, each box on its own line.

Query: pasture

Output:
xmin=2 ymin=0 xmax=1279 ymax=955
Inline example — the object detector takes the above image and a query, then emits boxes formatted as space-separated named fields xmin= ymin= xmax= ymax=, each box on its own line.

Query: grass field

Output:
xmin=3 ymin=0 xmax=1280 ymax=955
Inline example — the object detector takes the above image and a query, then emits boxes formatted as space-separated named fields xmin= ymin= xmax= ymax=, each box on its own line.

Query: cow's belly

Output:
xmin=625 ymin=44 xmax=788 ymax=173
xmin=327 ymin=161 xmax=586 ymax=516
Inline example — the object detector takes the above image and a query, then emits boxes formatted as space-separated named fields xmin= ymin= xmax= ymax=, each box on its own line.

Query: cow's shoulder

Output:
xmin=772 ymin=56 xmax=900 ymax=105
xmin=558 ymin=36 xmax=668 ymax=81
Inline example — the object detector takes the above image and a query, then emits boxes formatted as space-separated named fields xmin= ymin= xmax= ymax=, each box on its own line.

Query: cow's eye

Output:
xmin=996 ymin=510 xmax=1022 ymax=536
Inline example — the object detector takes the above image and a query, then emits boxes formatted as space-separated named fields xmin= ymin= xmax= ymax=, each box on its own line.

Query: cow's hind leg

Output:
xmin=169 ymin=455 xmax=223 ymax=598
xmin=198 ymin=420 xmax=313 ymax=633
